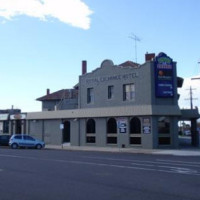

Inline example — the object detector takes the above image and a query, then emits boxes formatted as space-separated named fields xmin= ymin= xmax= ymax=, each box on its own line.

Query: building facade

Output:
xmin=26 ymin=52 xmax=194 ymax=149
xmin=0 ymin=109 xmax=27 ymax=135
xmin=37 ymin=88 xmax=78 ymax=111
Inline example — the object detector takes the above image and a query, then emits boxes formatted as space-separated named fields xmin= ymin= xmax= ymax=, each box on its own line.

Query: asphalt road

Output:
xmin=0 ymin=148 xmax=200 ymax=200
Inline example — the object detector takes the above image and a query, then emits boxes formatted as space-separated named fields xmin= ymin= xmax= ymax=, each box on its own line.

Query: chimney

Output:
xmin=47 ymin=88 xmax=50 ymax=95
xmin=82 ymin=60 xmax=87 ymax=75
xmin=145 ymin=53 xmax=155 ymax=61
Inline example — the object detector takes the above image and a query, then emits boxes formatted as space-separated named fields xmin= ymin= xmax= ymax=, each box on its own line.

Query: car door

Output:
xmin=15 ymin=135 xmax=24 ymax=146
xmin=23 ymin=135 xmax=36 ymax=147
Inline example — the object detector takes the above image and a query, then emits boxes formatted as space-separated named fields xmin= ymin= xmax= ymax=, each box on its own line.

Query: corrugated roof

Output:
xmin=36 ymin=89 xmax=78 ymax=101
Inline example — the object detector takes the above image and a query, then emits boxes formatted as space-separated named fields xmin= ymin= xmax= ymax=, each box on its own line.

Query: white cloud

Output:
xmin=178 ymin=75 xmax=200 ymax=110
xmin=0 ymin=0 xmax=93 ymax=29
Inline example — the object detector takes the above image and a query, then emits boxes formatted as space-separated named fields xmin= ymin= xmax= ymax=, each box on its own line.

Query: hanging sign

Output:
xmin=143 ymin=126 xmax=151 ymax=134
xmin=117 ymin=118 xmax=127 ymax=133
xmin=142 ymin=117 xmax=151 ymax=134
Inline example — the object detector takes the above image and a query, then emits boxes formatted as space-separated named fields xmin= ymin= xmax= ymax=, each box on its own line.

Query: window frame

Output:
xmin=158 ymin=116 xmax=171 ymax=145
xmin=86 ymin=119 xmax=96 ymax=144
xmin=107 ymin=118 xmax=117 ymax=145
xmin=87 ymin=88 xmax=94 ymax=104
xmin=123 ymin=83 xmax=135 ymax=101
xmin=108 ymin=85 xmax=114 ymax=100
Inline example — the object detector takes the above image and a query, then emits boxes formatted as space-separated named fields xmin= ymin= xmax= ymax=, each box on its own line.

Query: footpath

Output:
xmin=45 ymin=144 xmax=200 ymax=156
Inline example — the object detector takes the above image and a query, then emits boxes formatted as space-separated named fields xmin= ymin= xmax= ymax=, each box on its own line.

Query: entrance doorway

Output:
xmin=15 ymin=120 xmax=22 ymax=134
xmin=63 ymin=121 xmax=70 ymax=143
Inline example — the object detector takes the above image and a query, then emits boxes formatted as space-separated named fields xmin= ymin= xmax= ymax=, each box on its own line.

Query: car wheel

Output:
xmin=11 ymin=143 xmax=18 ymax=149
xmin=36 ymin=144 xmax=42 ymax=149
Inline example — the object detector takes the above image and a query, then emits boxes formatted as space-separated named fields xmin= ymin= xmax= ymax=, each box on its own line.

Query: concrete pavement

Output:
xmin=45 ymin=144 xmax=200 ymax=156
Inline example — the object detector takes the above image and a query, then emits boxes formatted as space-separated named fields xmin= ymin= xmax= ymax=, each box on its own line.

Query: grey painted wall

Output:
xmin=79 ymin=60 xmax=154 ymax=109
xmin=79 ymin=60 xmax=178 ymax=110
xmin=29 ymin=119 xmax=62 ymax=145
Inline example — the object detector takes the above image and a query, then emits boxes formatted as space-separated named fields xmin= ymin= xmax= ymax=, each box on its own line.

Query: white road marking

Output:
xmin=157 ymin=159 xmax=200 ymax=166
xmin=1 ymin=154 xmax=200 ymax=176
xmin=131 ymin=163 xmax=155 ymax=167
xmin=84 ymin=156 xmax=200 ymax=168
xmin=158 ymin=166 xmax=198 ymax=175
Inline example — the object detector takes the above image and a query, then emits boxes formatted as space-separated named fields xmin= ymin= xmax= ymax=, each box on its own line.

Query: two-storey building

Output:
xmin=26 ymin=52 xmax=199 ymax=149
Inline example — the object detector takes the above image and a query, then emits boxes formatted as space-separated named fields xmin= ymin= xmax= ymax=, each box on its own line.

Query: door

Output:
xmin=63 ymin=121 xmax=70 ymax=143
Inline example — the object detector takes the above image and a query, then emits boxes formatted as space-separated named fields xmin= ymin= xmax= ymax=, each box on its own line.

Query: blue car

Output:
xmin=9 ymin=134 xmax=45 ymax=149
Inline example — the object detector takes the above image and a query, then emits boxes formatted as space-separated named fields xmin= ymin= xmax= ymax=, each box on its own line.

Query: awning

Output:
xmin=0 ymin=114 xmax=9 ymax=121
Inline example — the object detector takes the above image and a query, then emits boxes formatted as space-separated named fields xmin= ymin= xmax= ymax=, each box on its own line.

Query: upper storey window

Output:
xmin=123 ymin=83 xmax=135 ymax=101
xmin=108 ymin=85 xmax=114 ymax=99
xmin=87 ymin=88 xmax=94 ymax=104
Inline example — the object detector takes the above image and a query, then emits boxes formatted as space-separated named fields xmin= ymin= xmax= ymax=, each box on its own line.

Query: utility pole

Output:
xmin=185 ymin=86 xmax=198 ymax=109
xmin=129 ymin=33 xmax=141 ymax=63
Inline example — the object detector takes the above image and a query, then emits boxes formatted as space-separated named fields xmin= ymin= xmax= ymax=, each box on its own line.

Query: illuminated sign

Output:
xmin=155 ymin=53 xmax=174 ymax=97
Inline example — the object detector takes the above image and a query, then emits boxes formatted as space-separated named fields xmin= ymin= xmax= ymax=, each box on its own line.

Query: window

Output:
xmin=3 ymin=121 xmax=9 ymax=133
xmin=14 ymin=135 xmax=22 ymax=139
xmin=129 ymin=117 xmax=142 ymax=145
xmin=158 ymin=116 xmax=171 ymax=145
xmin=86 ymin=119 xmax=96 ymax=133
xmin=108 ymin=85 xmax=114 ymax=99
xmin=87 ymin=88 xmax=94 ymax=104
xmin=107 ymin=118 xmax=117 ymax=144
xmin=123 ymin=84 xmax=135 ymax=101
xmin=86 ymin=119 xmax=96 ymax=144
xmin=24 ymin=135 xmax=35 ymax=141
xmin=158 ymin=117 xmax=170 ymax=134
xmin=107 ymin=118 xmax=117 ymax=133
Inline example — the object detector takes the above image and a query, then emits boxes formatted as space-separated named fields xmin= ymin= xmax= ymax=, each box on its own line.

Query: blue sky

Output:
xmin=0 ymin=0 xmax=200 ymax=112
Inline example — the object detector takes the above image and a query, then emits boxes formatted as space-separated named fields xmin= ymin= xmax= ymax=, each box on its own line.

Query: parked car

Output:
xmin=9 ymin=134 xmax=45 ymax=149
xmin=0 ymin=134 xmax=11 ymax=146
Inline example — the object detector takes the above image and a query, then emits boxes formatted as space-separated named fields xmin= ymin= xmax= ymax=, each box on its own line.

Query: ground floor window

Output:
xmin=107 ymin=118 xmax=117 ymax=144
xmin=158 ymin=116 xmax=171 ymax=145
xmin=0 ymin=121 xmax=9 ymax=134
xmin=129 ymin=117 xmax=141 ymax=145
xmin=86 ymin=119 xmax=96 ymax=143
